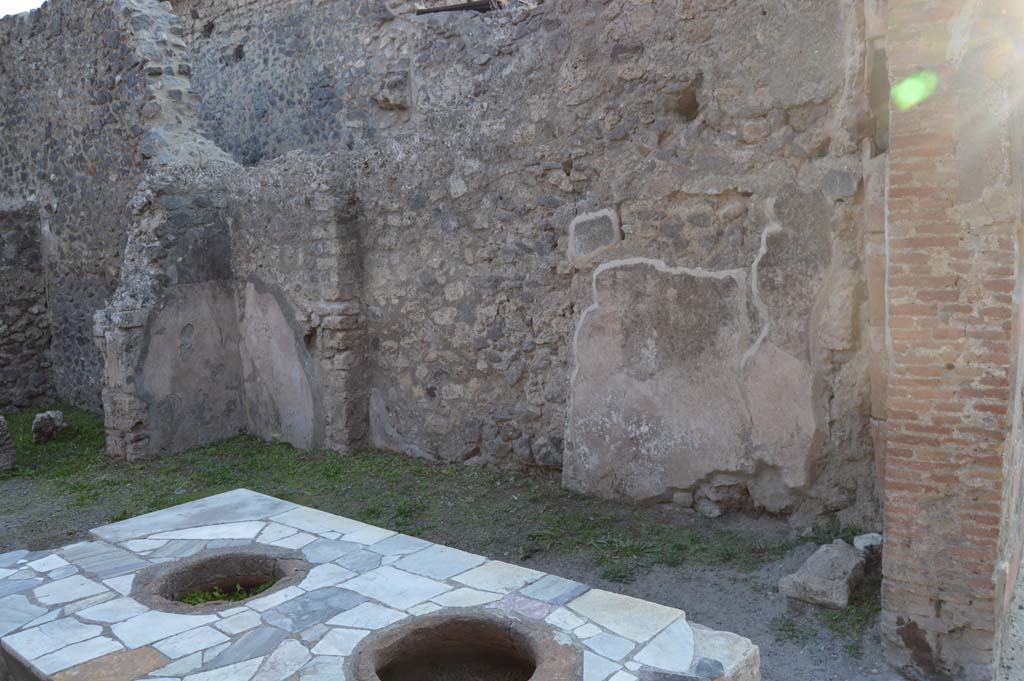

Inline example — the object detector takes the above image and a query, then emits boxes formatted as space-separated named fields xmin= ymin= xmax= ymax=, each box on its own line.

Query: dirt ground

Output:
xmin=0 ymin=405 xmax=903 ymax=681
xmin=529 ymin=538 xmax=901 ymax=681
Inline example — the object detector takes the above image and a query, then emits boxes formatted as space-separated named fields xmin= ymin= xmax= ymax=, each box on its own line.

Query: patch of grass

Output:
xmin=2 ymin=404 xmax=808 ymax=584
xmin=599 ymin=563 xmax=636 ymax=582
xmin=179 ymin=580 xmax=275 ymax=606
xmin=771 ymin=616 xmax=816 ymax=644
xmin=2 ymin=401 xmax=107 ymax=482
xmin=819 ymin=572 xmax=882 ymax=639
xmin=392 ymin=498 xmax=432 ymax=534
xmin=845 ymin=641 xmax=864 ymax=658
xmin=524 ymin=510 xmax=798 ymax=582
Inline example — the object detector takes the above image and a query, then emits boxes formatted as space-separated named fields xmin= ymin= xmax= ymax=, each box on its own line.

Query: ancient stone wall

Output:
xmin=168 ymin=0 xmax=878 ymax=522
xmin=223 ymin=155 xmax=367 ymax=452
xmin=116 ymin=174 xmax=249 ymax=458
xmin=7 ymin=1 xmax=1024 ymax=678
xmin=85 ymin=0 xmax=242 ymax=460
xmin=1 ymin=0 xmax=881 ymax=521
xmin=96 ymin=156 xmax=371 ymax=459
xmin=171 ymin=0 xmax=396 ymax=165
xmin=0 ymin=1 xmax=154 ymax=409
xmin=0 ymin=204 xmax=53 ymax=411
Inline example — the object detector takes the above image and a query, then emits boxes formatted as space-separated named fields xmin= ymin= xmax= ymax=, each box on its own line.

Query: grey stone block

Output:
xmin=779 ymin=540 xmax=866 ymax=609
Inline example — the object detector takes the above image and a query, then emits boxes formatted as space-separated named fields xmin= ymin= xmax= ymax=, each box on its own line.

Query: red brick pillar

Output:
xmin=881 ymin=1 xmax=1024 ymax=678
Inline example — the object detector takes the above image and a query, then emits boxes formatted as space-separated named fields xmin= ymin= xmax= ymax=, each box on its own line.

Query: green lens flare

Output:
xmin=891 ymin=71 xmax=939 ymax=111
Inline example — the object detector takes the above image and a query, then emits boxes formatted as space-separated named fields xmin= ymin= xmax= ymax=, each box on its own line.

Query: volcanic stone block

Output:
xmin=374 ymin=70 xmax=410 ymax=110
xmin=568 ymin=209 xmax=622 ymax=262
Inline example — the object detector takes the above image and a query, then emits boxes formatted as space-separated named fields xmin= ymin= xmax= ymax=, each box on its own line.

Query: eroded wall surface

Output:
xmin=140 ymin=281 xmax=245 ymax=453
xmin=0 ymin=205 xmax=53 ymax=411
xmin=569 ymin=261 xmax=754 ymax=500
xmin=170 ymin=0 xmax=877 ymax=521
xmin=96 ymin=169 xmax=244 ymax=459
xmin=223 ymin=155 xmax=366 ymax=452
xmin=0 ymin=2 xmax=152 ymax=409
xmin=99 ymin=153 xmax=360 ymax=458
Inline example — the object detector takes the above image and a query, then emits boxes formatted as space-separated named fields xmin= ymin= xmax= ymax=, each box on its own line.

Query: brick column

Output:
xmin=881 ymin=1 xmax=1024 ymax=679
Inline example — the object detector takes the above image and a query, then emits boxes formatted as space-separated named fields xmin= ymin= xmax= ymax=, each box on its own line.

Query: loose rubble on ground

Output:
xmin=778 ymin=534 xmax=882 ymax=609
xmin=31 ymin=410 xmax=66 ymax=445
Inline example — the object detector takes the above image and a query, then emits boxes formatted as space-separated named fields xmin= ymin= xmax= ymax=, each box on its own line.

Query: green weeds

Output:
xmin=771 ymin=617 xmax=816 ymax=644
xmin=179 ymin=581 xmax=275 ymax=606
xmin=523 ymin=510 xmax=798 ymax=582
xmin=819 ymin=572 xmax=882 ymax=639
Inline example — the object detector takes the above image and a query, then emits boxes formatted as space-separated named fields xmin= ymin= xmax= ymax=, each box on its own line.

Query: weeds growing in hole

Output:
xmin=180 ymin=580 xmax=275 ymax=606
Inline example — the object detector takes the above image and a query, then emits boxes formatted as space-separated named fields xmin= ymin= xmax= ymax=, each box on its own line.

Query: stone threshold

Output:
xmin=0 ymin=489 xmax=759 ymax=681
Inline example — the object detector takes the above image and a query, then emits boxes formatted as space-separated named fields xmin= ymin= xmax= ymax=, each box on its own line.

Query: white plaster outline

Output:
xmin=740 ymin=199 xmax=783 ymax=370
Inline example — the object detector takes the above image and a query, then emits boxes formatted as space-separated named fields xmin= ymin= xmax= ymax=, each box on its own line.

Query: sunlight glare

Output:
xmin=891 ymin=71 xmax=939 ymax=111
xmin=1 ymin=0 xmax=46 ymax=19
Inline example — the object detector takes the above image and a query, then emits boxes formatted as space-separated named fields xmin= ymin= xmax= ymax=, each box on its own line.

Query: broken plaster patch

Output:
xmin=565 ymin=257 xmax=751 ymax=498
xmin=569 ymin=256 xmax=745 ymax=389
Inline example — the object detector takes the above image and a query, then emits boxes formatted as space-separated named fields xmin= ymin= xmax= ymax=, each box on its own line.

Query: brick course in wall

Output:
xmin=881 ymin=1 xmax=1024 ymax=678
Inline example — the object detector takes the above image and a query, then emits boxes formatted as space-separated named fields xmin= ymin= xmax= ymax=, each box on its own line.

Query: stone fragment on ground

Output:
xmin=853 ymin=533 xmax=883 ymax=553
xmin=32 ymin=410 xmax=67 ymax=444
xmin=0 ymin=416 xmax=15 ymax=470
xmin=778 ymin=539 xmax=865 ymax=608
